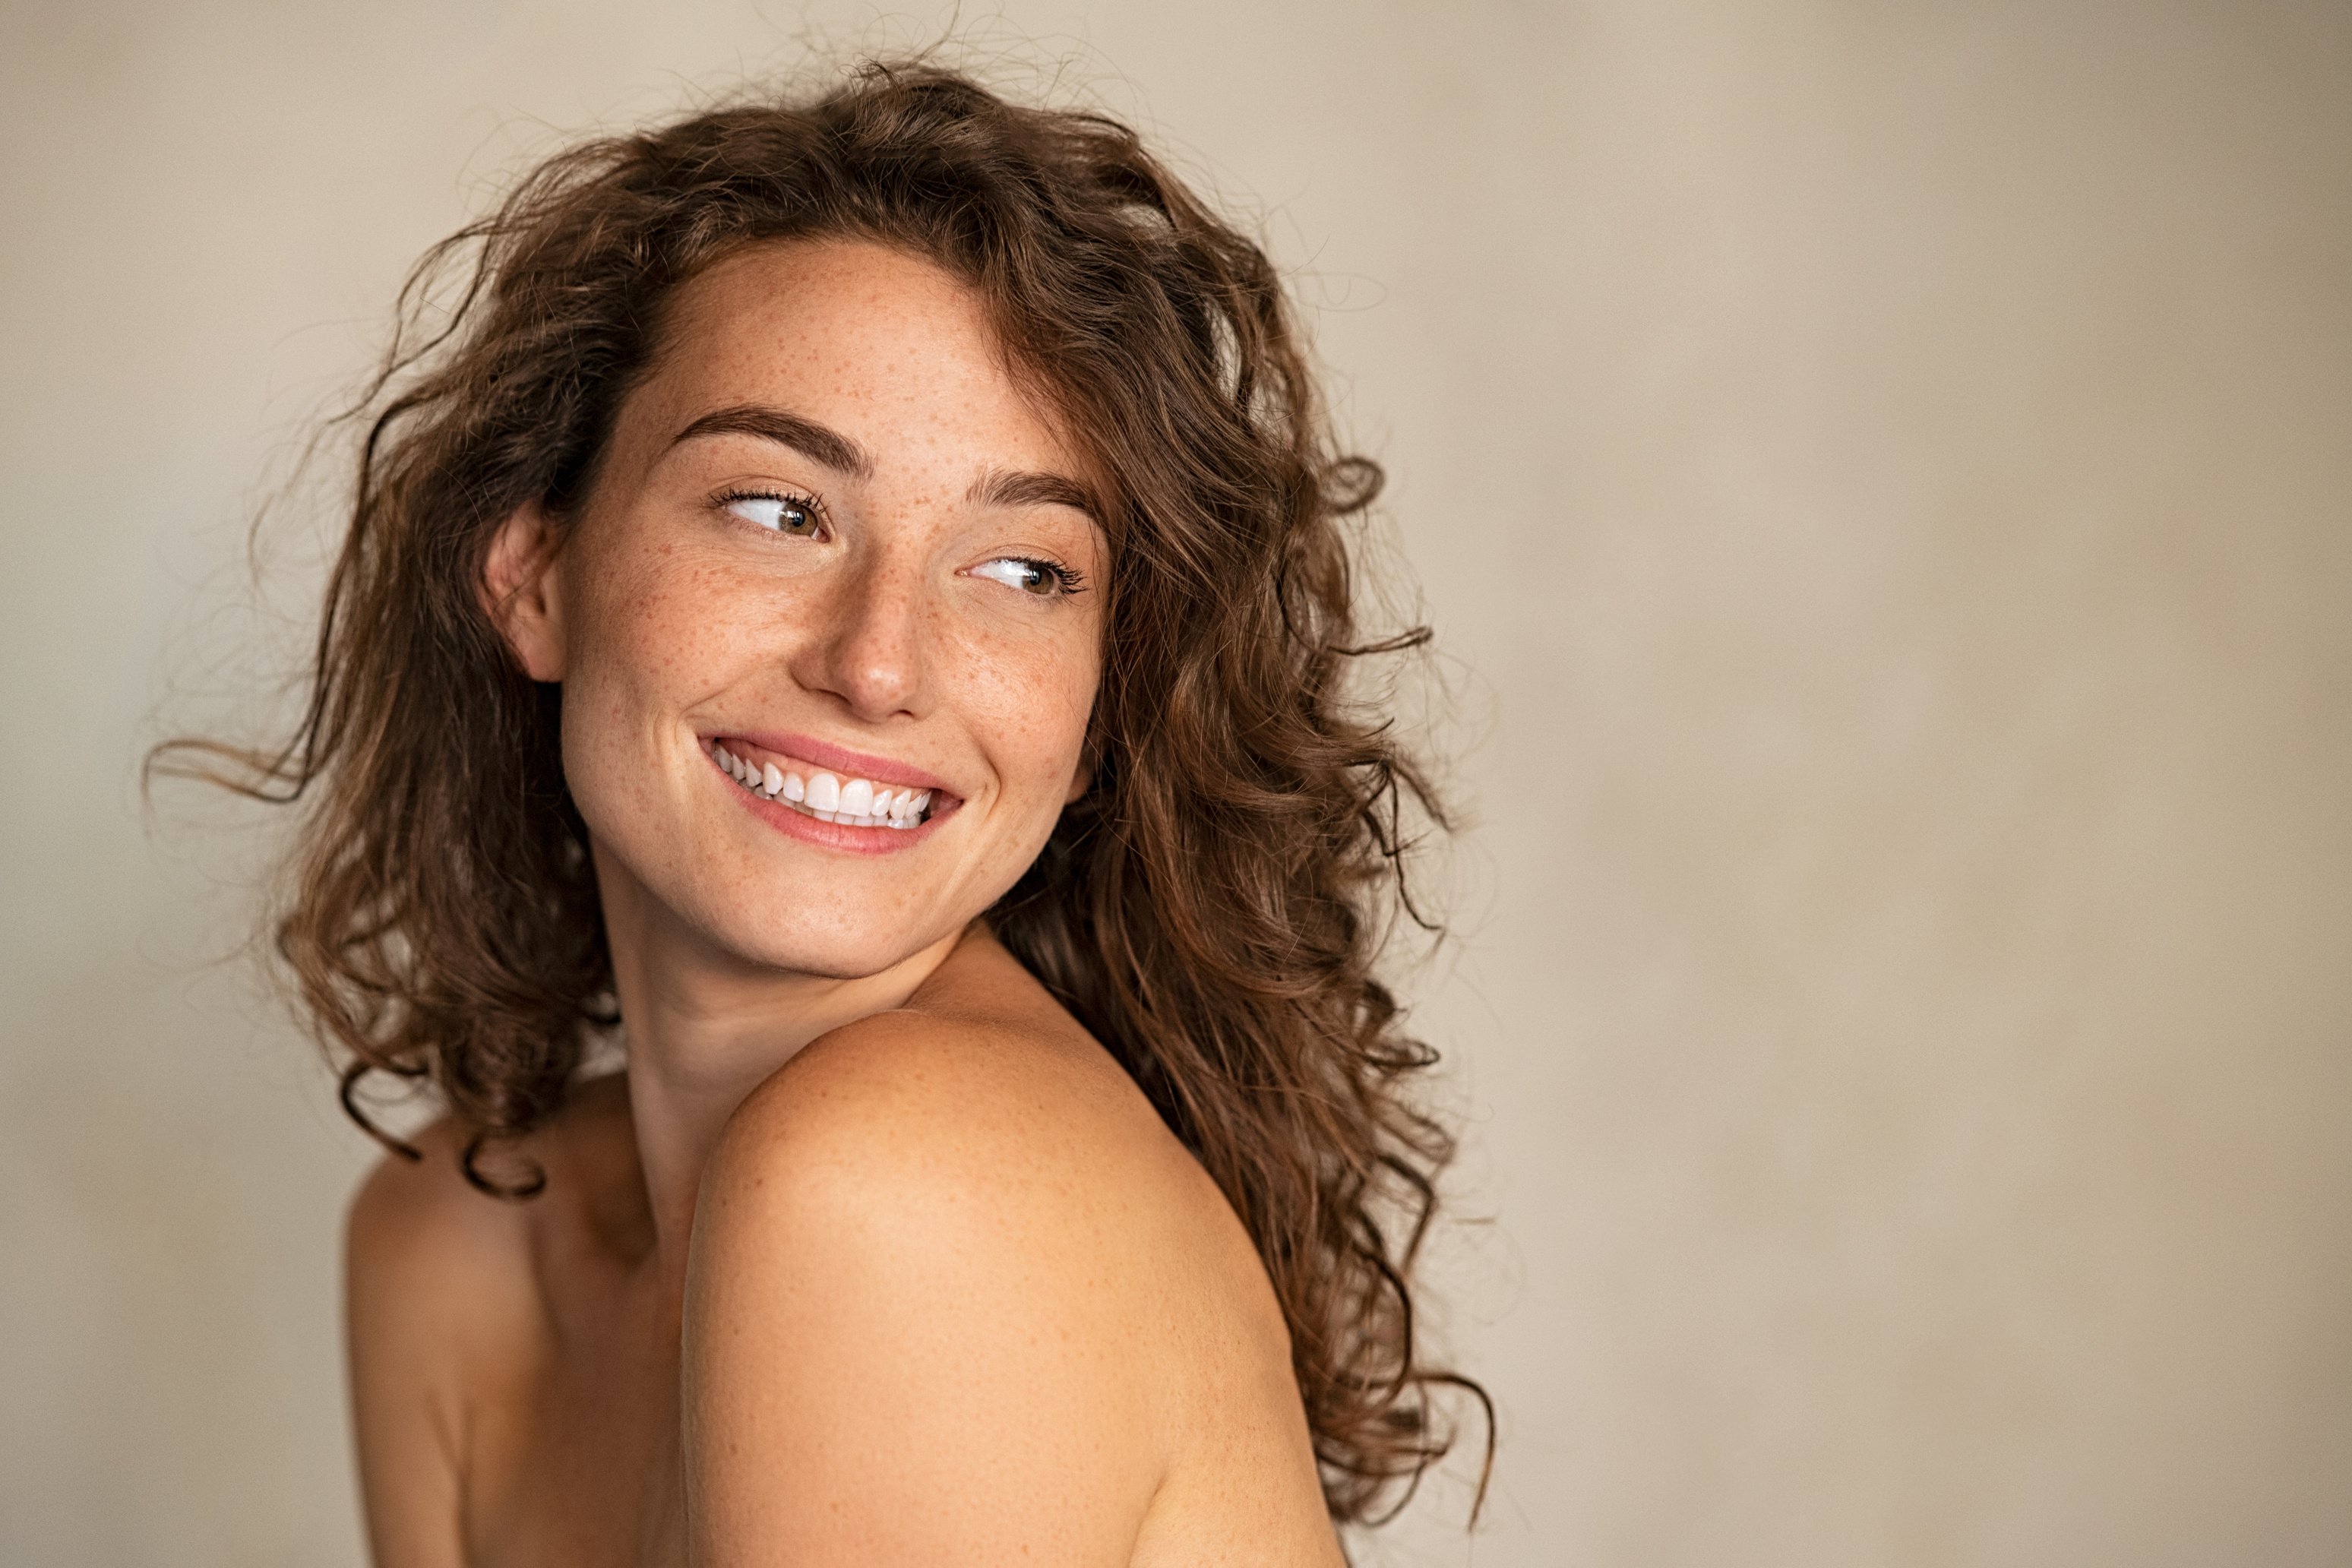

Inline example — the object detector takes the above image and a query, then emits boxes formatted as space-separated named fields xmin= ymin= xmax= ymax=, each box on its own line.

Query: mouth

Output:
xmin=705 ymin=736 xmax=949 ymax=831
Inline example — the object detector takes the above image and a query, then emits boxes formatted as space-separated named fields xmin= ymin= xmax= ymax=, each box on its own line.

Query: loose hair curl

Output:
xmin=167 ymin=61 xmax=1487 ymax=1525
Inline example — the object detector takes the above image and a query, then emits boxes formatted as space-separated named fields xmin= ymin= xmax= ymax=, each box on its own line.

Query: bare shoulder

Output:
xmin=345 ymin=1080 xmax=637 ymax=1568
xmin=681 ymin=930 xmax=1295 ymax=1562
xmin=700 ymin=928 xmax=1229 ymax=1287
xmin=344 ymin=1115 xmax=536 ymax=1568
xmin=346 ymin=1114 xmax=537 ymax=1350
xmin=347 ymin=1075 xmax=634 ymax=1316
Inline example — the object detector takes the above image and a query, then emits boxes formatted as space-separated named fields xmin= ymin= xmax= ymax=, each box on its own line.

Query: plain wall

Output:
xmin=2 ymin=2 xmax=2347 ymax=1563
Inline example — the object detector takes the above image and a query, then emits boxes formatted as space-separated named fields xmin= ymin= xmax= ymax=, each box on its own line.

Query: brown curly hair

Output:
xmin=163 ymin=60 xmax=1487 ymax=1526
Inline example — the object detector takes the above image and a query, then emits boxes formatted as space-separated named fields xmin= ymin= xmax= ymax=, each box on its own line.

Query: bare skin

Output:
xmin=343 ymin=239 xmax=1345 ymax=1566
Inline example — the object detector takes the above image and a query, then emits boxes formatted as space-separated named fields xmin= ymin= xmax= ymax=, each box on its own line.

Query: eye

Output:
xmin=968 ymin=556 xmax=1082 ymax=597
xmin=723 ymin=491 xmax=824 ymax=537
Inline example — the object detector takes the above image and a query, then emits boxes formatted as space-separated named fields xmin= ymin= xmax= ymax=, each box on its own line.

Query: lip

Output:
xmin=712 ymin=729 xmax=956 ymax=795
xmin=708 ymin=745 xmax=959 ymax=855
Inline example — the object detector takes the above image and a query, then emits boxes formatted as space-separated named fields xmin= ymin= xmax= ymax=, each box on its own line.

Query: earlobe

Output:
xmin=482 ymin=501 xmax=568 ymax=683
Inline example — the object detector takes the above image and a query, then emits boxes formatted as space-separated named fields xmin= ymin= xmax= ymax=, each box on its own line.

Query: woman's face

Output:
xmin=496 ymin=239 xmax=1105 ymax=979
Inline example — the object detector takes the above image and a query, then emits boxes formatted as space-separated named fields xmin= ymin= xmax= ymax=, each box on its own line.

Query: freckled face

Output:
xmin=541 ymin=239 xmax=1105 ymax=978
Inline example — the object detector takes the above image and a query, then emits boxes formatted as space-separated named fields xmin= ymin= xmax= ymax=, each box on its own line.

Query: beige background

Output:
xmin=4 ymin=2 xmax=2348 ymax=1563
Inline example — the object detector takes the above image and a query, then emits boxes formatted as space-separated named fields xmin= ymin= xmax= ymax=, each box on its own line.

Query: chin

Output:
xmin=577 ymin=814 xmax=952 ymax=989
xmin=710 ymin=906 xmax=948 ymax=982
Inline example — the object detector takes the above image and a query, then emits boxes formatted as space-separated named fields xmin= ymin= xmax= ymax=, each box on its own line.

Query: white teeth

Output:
xmin=713 ymin=744 xmax=933 ymax=828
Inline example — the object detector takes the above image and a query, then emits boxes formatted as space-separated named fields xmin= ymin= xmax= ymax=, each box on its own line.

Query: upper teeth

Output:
xmin=710 ymin=742 xmax=932 ymax=830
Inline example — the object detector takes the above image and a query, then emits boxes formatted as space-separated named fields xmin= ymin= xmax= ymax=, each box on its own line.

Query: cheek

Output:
xmin=950 ymin=614 xmax=1101 ymax=798
xmin=554 ymin=543 xmax=766 ymax=845
xmin=568 ymin=542 xmax=749 ymax=713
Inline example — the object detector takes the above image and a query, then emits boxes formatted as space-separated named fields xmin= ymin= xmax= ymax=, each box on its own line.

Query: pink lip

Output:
xmin=713 ymin=730 xmax=956 ymax=796
xmin=707 ymin=748 xmax=960 ymax=855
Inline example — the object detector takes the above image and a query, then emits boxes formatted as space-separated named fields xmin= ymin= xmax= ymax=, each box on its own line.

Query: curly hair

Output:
xmin=163 ymin=60 xmax=1487 ymax=1525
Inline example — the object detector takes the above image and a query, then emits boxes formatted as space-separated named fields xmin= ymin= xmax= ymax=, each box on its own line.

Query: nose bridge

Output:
xmin=810 ymin=543 xmax=927 ymax=719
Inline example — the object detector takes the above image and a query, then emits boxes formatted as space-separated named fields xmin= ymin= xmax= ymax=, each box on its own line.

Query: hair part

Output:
xmin=157 ymin=58 xmax=1490 ymax=1526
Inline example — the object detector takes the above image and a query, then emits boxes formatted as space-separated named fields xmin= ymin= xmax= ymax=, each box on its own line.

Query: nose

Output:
xmin=789 ymin=552 xmax=928 ymax=722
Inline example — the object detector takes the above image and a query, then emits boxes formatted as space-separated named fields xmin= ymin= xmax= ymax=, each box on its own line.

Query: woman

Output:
xmin=182 ymin=62 xmax=1482 ymax=1565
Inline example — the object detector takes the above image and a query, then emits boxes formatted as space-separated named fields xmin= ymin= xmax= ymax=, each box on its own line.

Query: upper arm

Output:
xmin=680 ymin=1020 xmax=1168 ymax=1566
xmin=344 ymin=1127 xmax=517 ymax=1568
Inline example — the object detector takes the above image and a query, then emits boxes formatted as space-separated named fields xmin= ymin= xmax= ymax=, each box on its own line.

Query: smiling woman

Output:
xmin=159 ymin=60 xmax=1482 ymax=1567
xmin=485 ymin=242 xmax=1109 ymax=990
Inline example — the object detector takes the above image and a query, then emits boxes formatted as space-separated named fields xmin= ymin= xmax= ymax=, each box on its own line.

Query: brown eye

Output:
xmin=726 ymin=494 xmax=821 ymax=536
xmin=969 ymin=556 xmax=1072 ymax=596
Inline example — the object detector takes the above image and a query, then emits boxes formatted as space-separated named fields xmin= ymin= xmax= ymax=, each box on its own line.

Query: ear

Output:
xmin=482 ymin=501 xmax=568 ymax=682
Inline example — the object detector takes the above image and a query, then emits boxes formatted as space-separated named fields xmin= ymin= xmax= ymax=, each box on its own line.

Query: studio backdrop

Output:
xmin=2 ymin=2 xmax=2347 ymax=1564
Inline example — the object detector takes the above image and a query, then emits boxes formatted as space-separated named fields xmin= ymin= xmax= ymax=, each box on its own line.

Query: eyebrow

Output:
xmin=671 ymin=403 xmax=1099 ymax=522
xmin=670 ymin=404 xmax=874 ymax=479
xmin=967 ymin=467 xmax=1101 ymax=522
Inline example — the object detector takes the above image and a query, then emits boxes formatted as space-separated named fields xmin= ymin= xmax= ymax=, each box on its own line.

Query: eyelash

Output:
xmin=717 ymin=485 xmax=830 ymax=536
xmin=716 ymin=488 xmax=1085 ymax=598
xmin=1007 ymin=557 xmax=1088 ymax=596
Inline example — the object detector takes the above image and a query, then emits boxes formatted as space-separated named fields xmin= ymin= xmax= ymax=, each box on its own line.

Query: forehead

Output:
xmin=629 ymin=237 xmax=1080 ymax=476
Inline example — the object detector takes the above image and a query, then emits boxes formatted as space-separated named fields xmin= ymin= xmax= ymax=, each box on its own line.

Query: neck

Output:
xmin=593 ymin=847 xmax=964 ymax=1275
